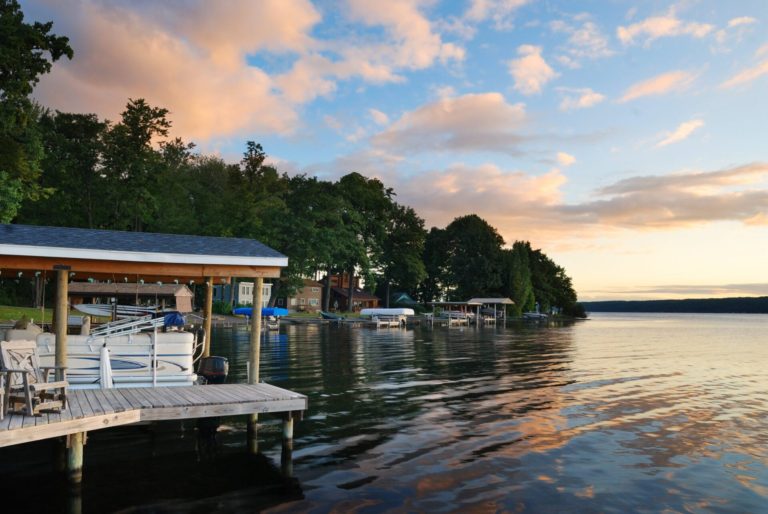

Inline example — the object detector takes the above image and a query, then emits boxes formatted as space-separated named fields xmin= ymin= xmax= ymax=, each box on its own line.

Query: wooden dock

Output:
xmin=0 ymin=384 xmax=307 ymax=448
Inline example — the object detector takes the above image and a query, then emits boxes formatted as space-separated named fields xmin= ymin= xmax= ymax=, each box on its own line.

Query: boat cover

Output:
xmin=233 ymin=307 xmax=289 ymax=317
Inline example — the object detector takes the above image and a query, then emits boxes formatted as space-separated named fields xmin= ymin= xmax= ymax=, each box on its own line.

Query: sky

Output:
xmin=21 ymin=0 xmax=768 ymax=301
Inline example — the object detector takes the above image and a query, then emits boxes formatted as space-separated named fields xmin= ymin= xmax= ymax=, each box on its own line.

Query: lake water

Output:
xmin=2 ymin=313 xmax=767 ymax=513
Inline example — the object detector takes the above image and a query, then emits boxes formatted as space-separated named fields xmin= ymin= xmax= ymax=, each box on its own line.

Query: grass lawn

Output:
xmin=0 ymin=305 xmax=53 ymax=323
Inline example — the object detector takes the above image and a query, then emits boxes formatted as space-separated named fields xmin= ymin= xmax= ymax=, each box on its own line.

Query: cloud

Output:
xmin=557 ymin=87 xmax=605 ymax=110
xmin=556 ymin=152 xmax=576 ymax=166
xmin=343 ymin=0 xmax=465 ymax=69
xmin=720 ymin=59 xmax=768 ymax=89
xmin=465 ymin=0 xmax=530 ymax=30
xmin=714 ymin=16 xmax=759 ymax=48
xmin=656 ymin=119 xmax=704 ymax=147
xmin=395 ymin=164 xmax=568 ymax=235
xmin=369 ymin=109 xmax=390 ymax=125
xmin=550 ymin=16 xmax=613 ymax=67
xmin=617 ymin=10 xmax=714 ymax=45
xmin=371 ymin=92 xmax=528 ymax=155
xmin=29 ymin=0 xmax=465 ymax=142
xmin=619 ymin=70 xmax=697 ymax=102
xmin=566 ymin=163 xmax=768 ymax=228
xmin=32 ymin=0 xmax=313 ymax=140
xmin=508 ymin=45 xmax=559 ymax=95
xmin=728 ymin=17 xmax=758 ymax=28
xmin=588 ymin=283 xmax=768 ymax=299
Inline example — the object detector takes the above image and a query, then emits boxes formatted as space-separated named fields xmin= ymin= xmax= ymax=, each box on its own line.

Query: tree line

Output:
xmin=0 ymin=1 xmax=586 ymax=317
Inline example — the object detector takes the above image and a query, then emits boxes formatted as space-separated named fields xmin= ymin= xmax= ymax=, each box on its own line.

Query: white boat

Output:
xmin=2 ymin=320 xmax=202 ymax=389
xmin=359 ymin=308 xmax=415 ymax=316
xmin=36 ymin=331 xmax=201 ymax=389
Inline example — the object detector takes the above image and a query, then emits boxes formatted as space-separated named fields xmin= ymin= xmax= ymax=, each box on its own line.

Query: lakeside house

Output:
xmin=68 ymin=282 xmax=194 ymax=313
xmin=213 ymin=280 xmax=272 ymax=307
xmin=324 ymin=273 xmax=380 ymax=312
xmin=276 ymin=278 xmax=323 ymax=313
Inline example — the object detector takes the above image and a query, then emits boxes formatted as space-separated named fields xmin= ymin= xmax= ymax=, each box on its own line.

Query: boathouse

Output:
xmin=0 ymin=224 xmax=305 ymax=485
xmin=68 ymin=282 xmax=195 ymax=312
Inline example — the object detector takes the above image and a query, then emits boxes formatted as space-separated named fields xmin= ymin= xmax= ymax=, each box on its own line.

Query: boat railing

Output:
xmin=90 ymin=315 xmax=165 ymax=338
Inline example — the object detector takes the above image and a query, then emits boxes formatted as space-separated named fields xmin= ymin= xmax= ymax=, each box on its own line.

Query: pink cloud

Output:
xmin=371 ymin=93 xmax=528 ymax=155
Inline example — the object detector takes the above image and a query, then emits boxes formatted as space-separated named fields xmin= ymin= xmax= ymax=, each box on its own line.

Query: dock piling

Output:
xmin=66 ymin=431 xmax=86 ymax=486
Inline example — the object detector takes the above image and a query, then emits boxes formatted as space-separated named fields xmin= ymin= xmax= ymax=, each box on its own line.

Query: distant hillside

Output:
xmin=582 ymin=296 xmax=768 ymax=314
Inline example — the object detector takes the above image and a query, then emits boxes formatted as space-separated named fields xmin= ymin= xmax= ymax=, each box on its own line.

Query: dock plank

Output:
xmin=0 ymin=383 xmax=307 ymax=448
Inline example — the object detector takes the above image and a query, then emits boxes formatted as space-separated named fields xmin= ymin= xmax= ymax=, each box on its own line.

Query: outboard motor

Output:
xmin=197 ymin=356 xmax=229 ymax=385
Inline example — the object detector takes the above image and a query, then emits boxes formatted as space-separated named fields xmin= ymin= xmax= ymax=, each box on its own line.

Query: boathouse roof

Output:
xmin=0 ymin=224 xmax=287 ymax=280
xmin=468 ymin=297 xmax=515 ymax=305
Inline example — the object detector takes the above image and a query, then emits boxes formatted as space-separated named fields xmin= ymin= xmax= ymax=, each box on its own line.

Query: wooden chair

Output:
xmin=0 ymin=340 xmax=68 ymax=416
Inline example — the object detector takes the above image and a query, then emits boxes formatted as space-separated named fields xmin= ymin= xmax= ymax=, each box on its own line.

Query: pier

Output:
xmin=0 ymin=384 xmax=306 ymax=449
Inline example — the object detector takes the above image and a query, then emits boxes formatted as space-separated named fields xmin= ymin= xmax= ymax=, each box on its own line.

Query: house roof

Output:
xmin=301 ymin=278 xmax=323 ymax=288
xmin=0 ymin=224 xmax=287 ymax=280
xmin=468 ymin=297 xmax=515 ymax=305
xmin=68 ymin=282 xmax=193 ymax=297
xmin=0 ymin=224 xmax=286 ymax=266
xmin=332 ymin=287 xmax=380 ymax=301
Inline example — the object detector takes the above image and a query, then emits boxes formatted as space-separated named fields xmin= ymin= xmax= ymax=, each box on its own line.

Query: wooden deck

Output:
xmin=0 ymin=383 xmax=307 ymax=448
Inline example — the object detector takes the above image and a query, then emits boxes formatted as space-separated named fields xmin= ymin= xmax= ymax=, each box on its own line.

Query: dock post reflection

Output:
xmin=247 ymin=413 xmax=259 ymax=454
xmin=281 ymin=411 xmax=295 ymax=477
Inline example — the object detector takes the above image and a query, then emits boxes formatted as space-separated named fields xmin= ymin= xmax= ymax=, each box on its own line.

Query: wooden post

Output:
xmin=281 ymin=412 xmax=295 ymax=477
xmin=80 ymin=316 xmax=91 ymax=336
xmin=247 ymin=276 xmax=264 ymax=452
xmin=203 ymin=276 xmax=213 ymax=358
xmin=54 ymin=267 xmax=70 ymax=380
xmin=66 ymin=432 xmax=85 ymax=485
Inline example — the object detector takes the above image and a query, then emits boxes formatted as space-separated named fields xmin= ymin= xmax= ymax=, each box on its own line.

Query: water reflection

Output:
xmin=1 ymin=314 xmax=767 ymax=512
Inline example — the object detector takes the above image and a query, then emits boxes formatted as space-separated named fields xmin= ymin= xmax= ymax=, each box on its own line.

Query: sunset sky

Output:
xmin=22 ymin=0 xmax=768 ymax=300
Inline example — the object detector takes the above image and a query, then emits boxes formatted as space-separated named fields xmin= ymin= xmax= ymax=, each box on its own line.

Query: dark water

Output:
xmin=2 ymin=313 xmax=767 ymax=513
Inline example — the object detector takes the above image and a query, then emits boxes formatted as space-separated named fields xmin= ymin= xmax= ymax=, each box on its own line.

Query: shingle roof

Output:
xmin=0 ymin=224 xmax=287 ymax=266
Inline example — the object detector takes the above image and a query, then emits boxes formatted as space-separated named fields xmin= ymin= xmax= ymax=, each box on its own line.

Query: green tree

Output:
xmin=418 ymin=227 xmax=449 ymax=303
xmin=18 ymin=111 xmax=107 ymax=227
xmin=0 ymin=0 xmax=72 ymax=220
xmin=336 ymin=172 xmax=394 ymax=307
xmin=442 ymin=214 xmax=504 ymax=299
xmin=528 ymin=247 xmax=579 ymax=314
xmin=379 ymin=204 xmax=427 ymax=306
xmin=227 ymin=141 xmax=289 ymax=244
xmin=102 ymin=98 xmax=171 ymax=231
xmin=501 ymin=241 xmax=535 ymax=316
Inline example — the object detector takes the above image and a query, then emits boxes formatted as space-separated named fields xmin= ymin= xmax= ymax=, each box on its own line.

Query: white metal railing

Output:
xmin=90 ymin=315 xmax=166 ymax=337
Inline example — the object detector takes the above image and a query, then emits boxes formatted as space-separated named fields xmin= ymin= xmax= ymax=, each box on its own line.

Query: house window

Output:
xmin=311 ymin=287 xmax=320 ymax=293
xmin=300 ymin=298 xmax=306 ymax=305
xmin=309 ymin=298 xmax=318 ymax=306
xmin=277 ymin=298 xmax=284 ymax=306
xmin=290 ymin=298 xmax=297 ymax=306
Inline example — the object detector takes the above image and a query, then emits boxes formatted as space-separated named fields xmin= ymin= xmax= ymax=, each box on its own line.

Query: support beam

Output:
xmin=248 ymin=276 xmax=264 ymax=385
xmin=202 ymin=276 xmax=213 ymax=358
xmin=247 ymin=277 xmax=265 ymax=449
xmin=54 ymin=267 xmax=69 ymax=380
xmin=66 ymin=431 xmax=85 ymax=486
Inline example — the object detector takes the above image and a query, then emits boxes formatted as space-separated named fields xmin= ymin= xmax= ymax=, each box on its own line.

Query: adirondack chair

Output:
xmin=0 ymin=340 xmax=68 ymax=416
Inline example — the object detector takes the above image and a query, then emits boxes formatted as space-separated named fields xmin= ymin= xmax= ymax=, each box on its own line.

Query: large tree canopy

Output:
xmin=0 ymin=0 xmax=72 ymax=221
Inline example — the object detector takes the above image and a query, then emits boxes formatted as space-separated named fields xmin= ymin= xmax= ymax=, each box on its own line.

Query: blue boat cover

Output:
xmin=163 ymin=311 xmax=186 ymax=327
xmin=233 ymin=307 xmax=289 ymax=317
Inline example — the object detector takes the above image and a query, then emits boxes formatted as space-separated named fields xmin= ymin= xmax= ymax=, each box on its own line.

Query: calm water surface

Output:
xmin=2 ymin=313 xmax=767 ymax=513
